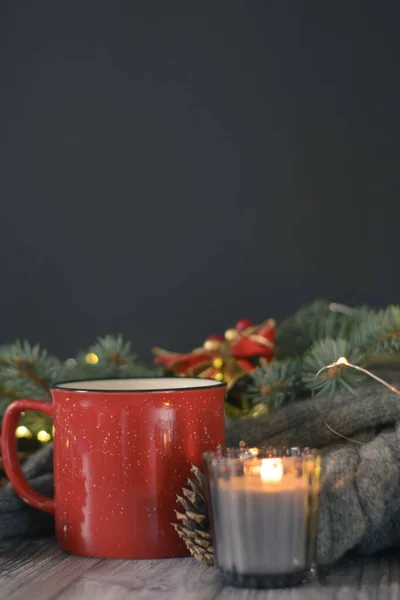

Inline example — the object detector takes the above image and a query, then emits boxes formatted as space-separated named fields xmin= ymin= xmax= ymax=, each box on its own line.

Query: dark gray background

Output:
xmin=1 ymin=2 xmax=399 ymax=361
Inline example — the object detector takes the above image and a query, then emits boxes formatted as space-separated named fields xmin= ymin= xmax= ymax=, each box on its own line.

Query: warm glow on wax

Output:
xmin=260 ymin=458 xmax=284 ymax=482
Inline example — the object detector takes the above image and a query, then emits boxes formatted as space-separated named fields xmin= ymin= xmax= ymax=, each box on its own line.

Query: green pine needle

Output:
xmin=302 ymin=339 xmax=365 ymax=396
xmin=0 ymin=340 xmax=60 ymax=436
xmin=61 ymin=334 xmax=159 ymax=381
xmin=0 ymin=340 xmax=61 ymax=401
xmin=244 ymin=358 xmax=303 ymax=411
xmin=276 ymin=300 xmax=355 ymax=359
xmin=350 ymin=305 xmax=400 ymax=357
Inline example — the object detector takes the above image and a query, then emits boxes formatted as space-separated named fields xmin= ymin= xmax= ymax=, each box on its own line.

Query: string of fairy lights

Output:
xmin=13 ymin=352 xmax=100 ymax=443
xmin=312 ymin=356 xmax=400 ymax=445
xmin=12 ymin=353 xmax=400 ymax=445
xmin=15 ymin=426 xmax=52 ymax=443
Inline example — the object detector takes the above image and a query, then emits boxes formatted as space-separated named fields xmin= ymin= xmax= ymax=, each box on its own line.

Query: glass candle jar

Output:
xmin=203 ymin=446 xmax=321 ymax=589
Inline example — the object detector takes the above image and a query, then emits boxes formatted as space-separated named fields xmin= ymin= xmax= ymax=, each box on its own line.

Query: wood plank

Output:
xmin=0 ymin=538 xmax=100 ymax=600
xmin=56 ymin=555 xmax=222 ymax=600
xmin=1 ymin=538 xmax=400 ymax=600
xmin=215 ymin=555 xmax=400 ymax=600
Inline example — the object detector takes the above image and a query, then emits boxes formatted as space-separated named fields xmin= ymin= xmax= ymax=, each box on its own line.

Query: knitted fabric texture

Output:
xmin=226 ymin=382 xmax=400 ymax=565
xmin=0 ymin=443 xmax=54 ymax=539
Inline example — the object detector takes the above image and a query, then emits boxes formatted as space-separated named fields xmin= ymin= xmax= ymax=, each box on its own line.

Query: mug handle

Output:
xmin=1 ymin=400 xmax=55 ymax=514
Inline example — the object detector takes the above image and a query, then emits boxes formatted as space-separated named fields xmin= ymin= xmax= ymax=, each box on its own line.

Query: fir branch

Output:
xmin=350 ymin=305 xmax=400 ymax=357
xmin=60 ymin=334 xmax=159 ymax=382
xmin=0 ymin=340 xmax=61 ymax=402
xmin=302 ymin=339 xmax=365 ymax=396
xmin=276 ymin=300 xmax=354 ymax=359
xmin=90 ymin=334 xmax=134 ymax=377
xmin=244 ymin=358 xmax=303 ymax=411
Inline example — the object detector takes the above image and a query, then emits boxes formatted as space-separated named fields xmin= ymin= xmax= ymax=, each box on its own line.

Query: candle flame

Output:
xmin=260 ymin=458 xmax=283 ymax=482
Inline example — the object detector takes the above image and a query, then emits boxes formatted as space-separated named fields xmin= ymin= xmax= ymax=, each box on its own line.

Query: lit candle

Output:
xmin=204 ymin=448 xmax=320 ymax=589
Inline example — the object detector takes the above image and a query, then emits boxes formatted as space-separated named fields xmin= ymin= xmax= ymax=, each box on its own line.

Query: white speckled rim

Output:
xmin=52 ymin=377 xmax=226 ymax=393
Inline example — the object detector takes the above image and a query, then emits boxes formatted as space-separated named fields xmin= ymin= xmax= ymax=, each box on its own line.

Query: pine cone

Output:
xmin=172 ymin=464 xmax=214 ymax=566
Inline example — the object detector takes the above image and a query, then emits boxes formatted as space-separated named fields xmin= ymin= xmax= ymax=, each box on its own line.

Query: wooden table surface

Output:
xmin=0 ymin=537 xmax=399 ymax=600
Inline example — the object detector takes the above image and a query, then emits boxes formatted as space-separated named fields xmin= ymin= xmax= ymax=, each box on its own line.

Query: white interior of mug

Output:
xmin=53 ymin=377 xmax=225 ymax=392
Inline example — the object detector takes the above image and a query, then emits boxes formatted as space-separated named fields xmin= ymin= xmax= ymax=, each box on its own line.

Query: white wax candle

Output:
xmin=214 ymin=469 xmax=308 ymax=575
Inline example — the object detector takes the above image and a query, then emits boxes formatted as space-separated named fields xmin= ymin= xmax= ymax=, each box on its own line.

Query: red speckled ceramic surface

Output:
xmin=2 ymin=378 xmax=226 ymax=559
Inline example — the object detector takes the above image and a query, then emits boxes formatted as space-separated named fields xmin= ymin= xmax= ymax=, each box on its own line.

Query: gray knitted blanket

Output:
xmin=227 ymin=383 xmax=400 ymax=565
xmin=0 ymin=443 xmax=54 ymax=539
xmin=3 ymin=382 xmax=400 ymax=565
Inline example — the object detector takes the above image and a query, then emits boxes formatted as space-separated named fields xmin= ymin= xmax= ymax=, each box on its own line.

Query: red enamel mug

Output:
xmin=1 ymin=377 xmax=226 ymax=559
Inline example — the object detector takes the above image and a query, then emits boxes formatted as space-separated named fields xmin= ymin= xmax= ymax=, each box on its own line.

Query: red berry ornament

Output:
xmin=236 ymin=318 xmax=252 ymax=331
xmin=206 ymin=334 xmax=225 ymax=341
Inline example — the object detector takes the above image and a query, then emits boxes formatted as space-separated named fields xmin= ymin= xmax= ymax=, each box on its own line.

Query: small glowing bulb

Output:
xmin=85 ymin=352 xmax=99 ymax=365
xmin=213 ymin=357 xmax=224 ymax=369
xmin=15 ymin=426 xmax=32 ymax=439
xmin=260 ymin=458 xmax=284 ymax=482
xmin=336 ymin=357 xmax=349 ymax=366
xmin=37 ymin=430 xmax=52 ymax=443
xmin=214 ymin=372 xmax=224 ymax=381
